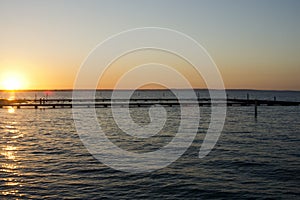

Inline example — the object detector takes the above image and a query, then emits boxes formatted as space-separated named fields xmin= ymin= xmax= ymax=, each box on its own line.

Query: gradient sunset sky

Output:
xmin=0 ymin=0 xmax=299 ymax=90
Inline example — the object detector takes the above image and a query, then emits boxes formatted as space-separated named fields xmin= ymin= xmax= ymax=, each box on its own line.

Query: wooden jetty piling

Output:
xmin=254 ymin=100 xmax=258 ymax=118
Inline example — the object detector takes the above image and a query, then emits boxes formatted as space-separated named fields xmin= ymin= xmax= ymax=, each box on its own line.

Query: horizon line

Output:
xmin=0 ymin=88 xmax=300 ymax=92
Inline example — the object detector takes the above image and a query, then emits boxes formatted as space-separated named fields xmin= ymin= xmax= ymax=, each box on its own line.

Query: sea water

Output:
xmin=0 ymin=90 xmax=299 ymax=199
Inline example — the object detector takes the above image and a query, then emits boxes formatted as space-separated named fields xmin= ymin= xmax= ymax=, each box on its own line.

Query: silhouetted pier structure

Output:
xmin=0 ymin=98 xmax=299 ymax=109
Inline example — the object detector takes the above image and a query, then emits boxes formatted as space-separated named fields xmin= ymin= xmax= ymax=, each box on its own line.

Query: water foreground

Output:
xmin=0 ymin=90 xmax=299 ymax=199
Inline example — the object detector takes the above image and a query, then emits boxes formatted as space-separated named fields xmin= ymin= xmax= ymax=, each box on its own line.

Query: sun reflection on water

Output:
xmin=3 ymin=178 xmax=20 ymax=186
xmin=7 ymin=91 xmax=16 ymax=101
xmin=8 ymin=107 xmax=15 ymax=114
xmin=0 ymin=119 xmax=23 ymax=198
xmin=2 ymin=190 xmax=20 ymax=196
xmin=1 ymin=151 xmax=16 ymax=160
xmin=3 ymin=146 xmax=17 ymax=151
xmin=1 ymin=163 xmax=17 ymax=172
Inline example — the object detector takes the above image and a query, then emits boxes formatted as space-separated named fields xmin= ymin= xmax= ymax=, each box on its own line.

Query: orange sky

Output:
xmin=0 ymin=1 xmax=299 ymax=91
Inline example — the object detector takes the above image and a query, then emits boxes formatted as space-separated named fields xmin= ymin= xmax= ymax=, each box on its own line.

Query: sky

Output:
xmin=0 ymin=0 xmax=299 ymax=90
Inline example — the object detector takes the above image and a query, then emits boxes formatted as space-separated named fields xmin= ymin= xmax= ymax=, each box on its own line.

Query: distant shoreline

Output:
xmin=0 ymin=89 xmax=299 ymax=92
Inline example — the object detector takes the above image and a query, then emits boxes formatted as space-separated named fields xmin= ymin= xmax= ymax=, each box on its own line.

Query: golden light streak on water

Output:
xmin=7 ymin=91 xmax=16 ymax=100
xmin=8 ymin=106 xmax=15 ymax=114
xmin=1 ymin=163 xmax=18 ymax=174
xmin=1 ymin=145 xmax=17 ymax=160
xmin=2 ymin=190 xmax=19 ymax=196
xmin=3 ymin=178 xmax=19 ymax=186
xmin=3 ymin=145 xmax=17 ymax=151
xmin=1 ymin=151 xmax=16 ymax=160
xmin=0 ymin=120 xmax=22 ymax=198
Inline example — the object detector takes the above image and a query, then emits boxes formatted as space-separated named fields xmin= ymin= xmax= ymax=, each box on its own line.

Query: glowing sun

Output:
xmin=1 ymin=75 xmax=25 ymax=90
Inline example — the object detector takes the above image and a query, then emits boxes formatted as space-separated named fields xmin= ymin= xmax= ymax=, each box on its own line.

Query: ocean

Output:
xmin=0 ymin=90 xmax=299 ymax=199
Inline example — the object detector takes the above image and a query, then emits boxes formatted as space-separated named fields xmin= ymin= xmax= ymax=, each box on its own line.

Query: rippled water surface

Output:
xmin=0 ymin=91 xmax=299 ymax=199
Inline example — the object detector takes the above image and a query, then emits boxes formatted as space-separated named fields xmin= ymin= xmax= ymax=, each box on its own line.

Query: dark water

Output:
xmin=0 ymin=90 xmax=299 ymax=199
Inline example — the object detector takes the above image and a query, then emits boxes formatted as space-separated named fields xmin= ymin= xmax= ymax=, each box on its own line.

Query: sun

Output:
xmin=1 ymin=74 xmax=25 ymax=90
xmin=2 ymin=77 xmax=21 ymax=90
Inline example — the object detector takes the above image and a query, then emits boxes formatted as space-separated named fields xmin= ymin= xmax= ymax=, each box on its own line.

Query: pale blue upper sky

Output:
xmin=0 ymin=0 xmax=299 ymax=90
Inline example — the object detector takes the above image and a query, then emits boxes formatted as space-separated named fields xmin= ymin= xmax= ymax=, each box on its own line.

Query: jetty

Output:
xmin=0 ymin=98 xmax=299 ymax=109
